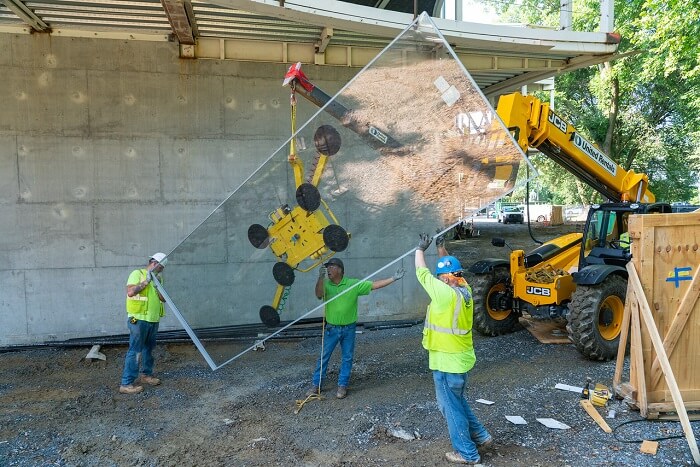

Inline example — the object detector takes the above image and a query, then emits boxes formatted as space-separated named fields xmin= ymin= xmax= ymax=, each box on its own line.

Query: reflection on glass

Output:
xmin=160 ymin=12 xmax=535 ymax=369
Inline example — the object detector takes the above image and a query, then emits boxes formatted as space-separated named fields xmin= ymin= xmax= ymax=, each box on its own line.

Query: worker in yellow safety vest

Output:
xmin=119 ymin=252 xmax=167 ymax=395
xmin=619 ymin=231 xmax=631 ymax=249
xmin=415 ymin=233 xmax=492 ymax=464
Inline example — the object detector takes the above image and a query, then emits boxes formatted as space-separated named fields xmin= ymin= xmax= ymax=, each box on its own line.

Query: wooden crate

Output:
xmin=620 ymin=211 xmax=700 ymax=418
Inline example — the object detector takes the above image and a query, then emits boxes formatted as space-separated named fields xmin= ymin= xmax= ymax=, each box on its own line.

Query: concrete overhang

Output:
xmin=0 ymin=0 xmax=621 ymax=96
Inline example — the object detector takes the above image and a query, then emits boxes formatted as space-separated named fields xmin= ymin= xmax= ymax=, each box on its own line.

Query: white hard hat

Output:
xmin=149 ymin=252 xmax=168 ymax=266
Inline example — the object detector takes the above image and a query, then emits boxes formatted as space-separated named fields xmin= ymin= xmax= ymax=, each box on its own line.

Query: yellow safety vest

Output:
xmin=126 ymin=269 xmax=149 ymax=315
xmin=422 ymin=287 xmax=474 ymax=353
xmin=620 ymin=232 xmax=631 ymax=249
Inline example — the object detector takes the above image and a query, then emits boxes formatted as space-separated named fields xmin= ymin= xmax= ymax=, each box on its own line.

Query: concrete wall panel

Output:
xmin=0 ymin=136 xmax=17 ymax=204
xmin=95 ymin=202 xmax=220 ymax=267
xmin=0 ymin=204 xmax=94 ymax=271
xmin=88 ymin=71 xmax=223 ymax=137
xmin=24 ymin=266 xmax=183 ymax=343
xmin=0 ymin=67 xmax=88 ymax=135
xmin=160 ymin=137 xmax=281 ymax=201
xmin=0 ymin=35 xmax=11 ymax=66
xmin=0 ymin=270 xmax=28 ymax=343
xmin=11 ymin=34 xmax=179 ymax=74
xmin=18 ymin=136 xmax=96 ymax=202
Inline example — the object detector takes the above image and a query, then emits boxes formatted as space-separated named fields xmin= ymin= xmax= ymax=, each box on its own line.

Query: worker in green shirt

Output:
xmin=306 ymin=257 xmax=405 ymax=399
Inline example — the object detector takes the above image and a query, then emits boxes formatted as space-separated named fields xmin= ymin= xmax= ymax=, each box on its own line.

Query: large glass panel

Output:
xmin=159 ymin=12 xmax=536 ymax=369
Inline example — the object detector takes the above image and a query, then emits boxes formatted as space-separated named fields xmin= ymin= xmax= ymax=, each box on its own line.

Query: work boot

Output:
xmin=445 ymin=451 xmax=481 ymax=464
xmin=139 ymin=374 xmax=161 ymax=386
xmin=336 ymin=386 xmax=347 ymax=399
xmin=305 ymin=385 xmax=320 ymax=397
xmin=476 ymin=435 xmax=493 ymax=449
xmin=119 ymin=384 xmax=144 ymax=395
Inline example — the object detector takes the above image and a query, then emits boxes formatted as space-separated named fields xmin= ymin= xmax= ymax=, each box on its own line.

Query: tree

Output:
xmin=493 ymin=0 xmax=700 ymax=203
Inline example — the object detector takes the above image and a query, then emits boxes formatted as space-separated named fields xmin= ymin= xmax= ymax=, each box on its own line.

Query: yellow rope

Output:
xmin=294 ymin=316 xmax=326 ymax=414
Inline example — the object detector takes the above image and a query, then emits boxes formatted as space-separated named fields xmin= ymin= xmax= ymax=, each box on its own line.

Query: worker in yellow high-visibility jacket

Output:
xmin=415 ymin=233 xmax=491 ymax=464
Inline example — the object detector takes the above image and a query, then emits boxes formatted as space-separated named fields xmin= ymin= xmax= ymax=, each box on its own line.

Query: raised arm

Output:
xmin=315 ymin=266 xmax=326 ymax=299
xmin=415 ymin=233 xmax=432 ymax=269
xmin=371 ymin=267 xmax=405 ymax=290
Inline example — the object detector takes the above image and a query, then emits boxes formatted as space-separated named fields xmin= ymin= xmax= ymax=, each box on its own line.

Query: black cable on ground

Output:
xmin=525 ymin=164 xmax=544 ymax=245
xmin=612 ymin=417 xmax=691 ymax=443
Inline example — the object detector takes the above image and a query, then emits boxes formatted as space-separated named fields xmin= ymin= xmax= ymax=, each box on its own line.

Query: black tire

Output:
xmin=537 ymin=215 xmax=546 ymax=223
xmin=567 ymin=275 xmax=627 ymax=361
xmin=272 ymin=262 xmax=295 ymax=286
xmin=470 ymin=268 xmax=521 ymax=336
xmin=260 ymin=305 xmax=280 ymax=327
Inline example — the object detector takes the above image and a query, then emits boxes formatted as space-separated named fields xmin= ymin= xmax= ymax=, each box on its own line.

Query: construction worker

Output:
xmin=307 ymin=257 xmax=405 ymax=399
xmin=119 ymin=253 xmax=168 ymax=395
xmin=619 ymin=231 xmax=631 ymax=249
xmin=415 ymin=233 xmax=491 ymax=464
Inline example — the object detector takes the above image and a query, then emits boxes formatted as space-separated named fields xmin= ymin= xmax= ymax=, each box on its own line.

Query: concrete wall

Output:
xmin=0 ymin=33 xmax=428 ymax=347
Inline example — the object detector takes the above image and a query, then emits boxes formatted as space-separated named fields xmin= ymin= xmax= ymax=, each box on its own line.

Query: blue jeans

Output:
xmin=433 ymin=370 xmax=490 ymax=462
xmin=312 ymin=323 xmax=356 ymax=388
xmin=121 ymin=317 xmax=159 ymax=386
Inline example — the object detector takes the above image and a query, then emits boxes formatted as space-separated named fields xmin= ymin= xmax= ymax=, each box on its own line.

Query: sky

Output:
xmin=442 ymin=0 xmax=500 ymax=24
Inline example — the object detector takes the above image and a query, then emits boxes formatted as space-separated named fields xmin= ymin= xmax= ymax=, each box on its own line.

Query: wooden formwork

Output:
xmin=613 ymin=211 xmax=700 ymax=420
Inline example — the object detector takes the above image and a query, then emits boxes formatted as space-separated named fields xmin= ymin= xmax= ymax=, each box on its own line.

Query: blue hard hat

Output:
xmin=435 ymin=256 xmax=463 ymax=275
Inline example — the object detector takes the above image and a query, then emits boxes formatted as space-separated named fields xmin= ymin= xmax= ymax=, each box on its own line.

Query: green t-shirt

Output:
xmin=127 ymin=269 xmax=165 ymax=323
xmin=416 ymin=266 xmax=476 ymax=374
xmin=323 ymin=276 xmax=372 ymax=325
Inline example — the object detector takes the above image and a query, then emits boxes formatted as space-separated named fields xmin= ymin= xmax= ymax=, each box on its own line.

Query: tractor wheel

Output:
xmin=567 ymin=275 xmax=627 ymax=361
xmin=260 ymin=306 xmax=280 ymax=327
xmin=470 ymin=268 xmax=520 ymax=336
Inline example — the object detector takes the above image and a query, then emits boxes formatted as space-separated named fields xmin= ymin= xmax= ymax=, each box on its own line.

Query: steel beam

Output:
xmin=160 ymin=0 xmax=196 ymax=44
xmin=2 ymin=0 xmax=48 ymax=31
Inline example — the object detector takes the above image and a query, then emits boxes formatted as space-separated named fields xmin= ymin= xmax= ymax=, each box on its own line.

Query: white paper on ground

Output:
xmin=555 ymin=383 xmax=584 ymax=393
xmin=536 ymin=418 xmax=570 ymax=430
xmin=476 ymin=399 xmax=495 ymax=405
xmin=505 ymin=415 xmax=527 ymax=425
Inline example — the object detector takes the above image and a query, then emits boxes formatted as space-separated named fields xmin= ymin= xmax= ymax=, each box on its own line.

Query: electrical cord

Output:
xmin=612 ymin=418 xmax=689 ymax=443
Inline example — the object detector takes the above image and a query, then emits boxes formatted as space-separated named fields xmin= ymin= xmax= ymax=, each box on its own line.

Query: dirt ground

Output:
xmin=2 ymin=220 xmax=698 ymax=466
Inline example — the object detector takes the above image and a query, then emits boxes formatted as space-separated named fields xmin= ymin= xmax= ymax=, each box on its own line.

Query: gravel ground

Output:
xmin=1 ymin=220 xmax=698 ymax=466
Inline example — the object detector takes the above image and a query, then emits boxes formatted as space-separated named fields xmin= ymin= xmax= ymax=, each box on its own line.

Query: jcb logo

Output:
xmin=526 ymin=286 xmax=551 ymax=296
xmin=547 ymin=110 xmax=568 ymax=134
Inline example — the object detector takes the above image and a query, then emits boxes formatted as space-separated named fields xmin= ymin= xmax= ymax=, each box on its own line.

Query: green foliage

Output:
xmin=493 ymin=0 xmax=700 ymax=204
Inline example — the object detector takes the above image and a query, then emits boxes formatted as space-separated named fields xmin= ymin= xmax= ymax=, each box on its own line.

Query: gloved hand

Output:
xmin=435 ymin=228 xmax=446 ymax=247
xmin=318 ymin=266 xmax=327 ymax=278
xmin=393 ymin=267 xmax=405 ymax=281
xmin=145 ymin=271 xmax=153 ymax=283
xmin=417 ymin=233 xmax=432 ymax=251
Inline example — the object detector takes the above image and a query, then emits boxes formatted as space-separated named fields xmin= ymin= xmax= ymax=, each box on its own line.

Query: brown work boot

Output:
xmin=305 ymin=385 xmax=320 ymax=397
xmin=477 ymin=436 xmax=494 ymax=449
xmin=139 ymin=374 xmax=161 ymax=386
xmin=445 ymin=451 xmax=481 ymax=464
xmin=336 ymin=386 xmax=347 ymax=399
xmin=119 ymin=384 xmax=144 ymax=395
